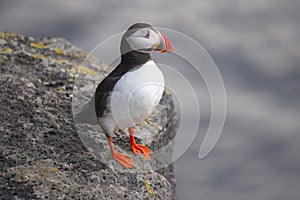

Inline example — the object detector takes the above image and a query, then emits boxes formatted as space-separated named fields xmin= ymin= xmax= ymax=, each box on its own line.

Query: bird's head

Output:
xmin=121 ymin=23 xmax=174 ymax=55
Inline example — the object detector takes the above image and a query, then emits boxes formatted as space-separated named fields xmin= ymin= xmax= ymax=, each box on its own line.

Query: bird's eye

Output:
xmin=144 ymin=30 xmax=150 ymax=39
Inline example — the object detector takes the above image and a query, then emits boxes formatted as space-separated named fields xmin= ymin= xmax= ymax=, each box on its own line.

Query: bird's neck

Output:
xmin=121 ymin=50 xmax=152 ymax=66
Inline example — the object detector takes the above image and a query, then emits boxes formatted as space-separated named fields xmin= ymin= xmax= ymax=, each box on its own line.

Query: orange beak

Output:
xmin=155 ymin=34 xmax=174 ymax=53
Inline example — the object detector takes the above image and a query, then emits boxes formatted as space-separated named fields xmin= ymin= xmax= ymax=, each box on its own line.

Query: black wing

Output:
xmin=74 ymin=63 xmax=125 ymax=124
xmin=95 ymin=62 xmax=130 ymax=118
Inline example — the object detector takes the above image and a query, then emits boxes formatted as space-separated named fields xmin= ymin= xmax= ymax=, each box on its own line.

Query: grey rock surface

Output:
xmin=0 ymin=32 xmax=177 ymax=199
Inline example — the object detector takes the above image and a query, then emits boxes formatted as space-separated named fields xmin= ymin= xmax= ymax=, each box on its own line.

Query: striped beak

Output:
xmin=155 ymin=34 xmax=174 ymax=53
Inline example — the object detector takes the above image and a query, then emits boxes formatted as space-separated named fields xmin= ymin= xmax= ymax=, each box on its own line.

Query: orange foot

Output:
xmin=131 ymin=142 xmax=151 ymax=160
xmin=112 ymin=151 xmax=133 ymax=169
xmin=108 ymin=137 xmax=133 ymax=169
xmin=129 ymin=127 xmax=151 ymax=160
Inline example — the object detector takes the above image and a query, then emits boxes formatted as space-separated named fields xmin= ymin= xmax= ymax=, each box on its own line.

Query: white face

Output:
xmin=125 ymin=28 xmax=161 ymax=53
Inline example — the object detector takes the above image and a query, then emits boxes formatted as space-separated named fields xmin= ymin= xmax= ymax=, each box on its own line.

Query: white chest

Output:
xmin=110 ymin=60 xmax=165 ymax=129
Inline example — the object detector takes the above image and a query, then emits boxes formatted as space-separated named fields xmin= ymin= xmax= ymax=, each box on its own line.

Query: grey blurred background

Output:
xmin=1 ymin=0 xmax=300 ymax=199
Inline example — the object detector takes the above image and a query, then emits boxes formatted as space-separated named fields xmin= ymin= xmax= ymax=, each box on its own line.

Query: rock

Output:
xmin=0 ymin=32 xmax=177 ymax=199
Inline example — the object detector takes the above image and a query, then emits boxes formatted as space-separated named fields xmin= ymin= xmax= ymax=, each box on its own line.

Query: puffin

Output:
xmin=78 ymin=23 xmax=174 ymax=168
